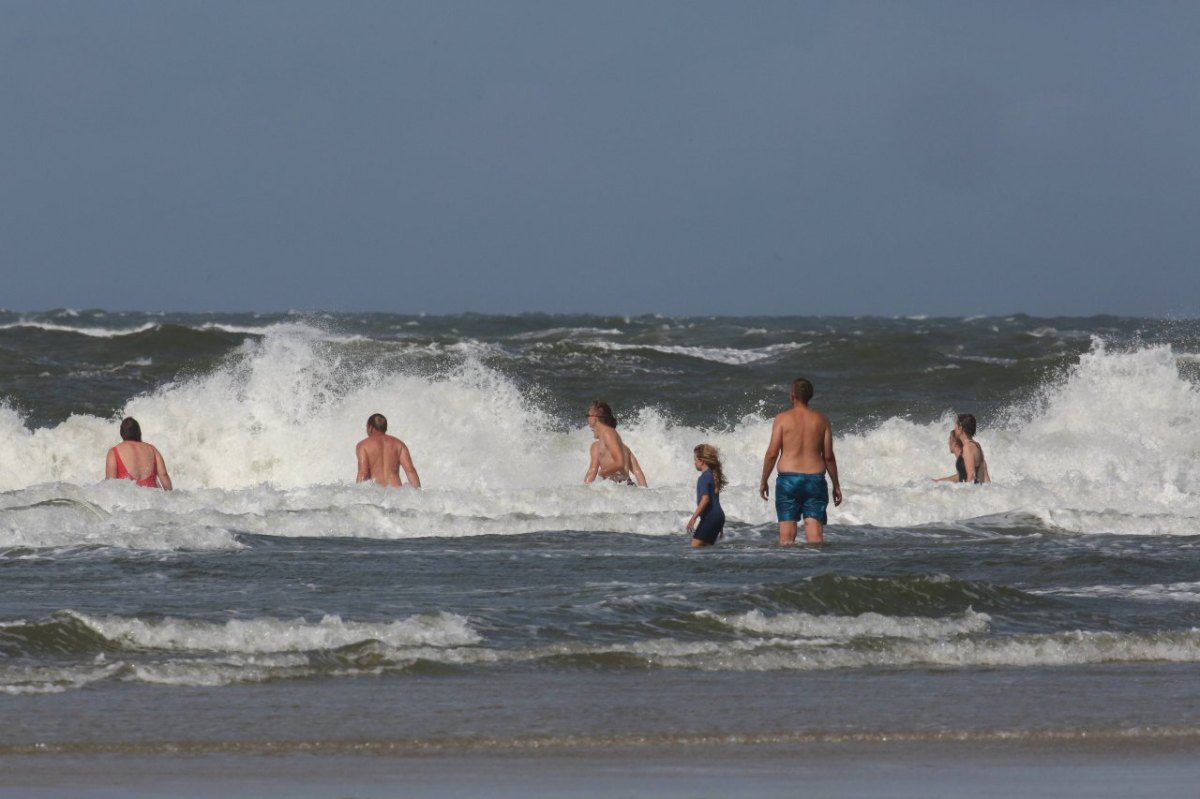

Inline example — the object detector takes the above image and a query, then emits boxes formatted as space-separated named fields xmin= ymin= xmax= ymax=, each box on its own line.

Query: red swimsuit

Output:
xmin=111 ymin=446 xmax=159 ymax=488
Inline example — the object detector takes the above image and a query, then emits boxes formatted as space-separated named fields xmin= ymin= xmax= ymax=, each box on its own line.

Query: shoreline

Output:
xmin=5 ymin=725 xmax=1200 ymax=757
xmin=4 ymin=735 xmax=1200 ymax=799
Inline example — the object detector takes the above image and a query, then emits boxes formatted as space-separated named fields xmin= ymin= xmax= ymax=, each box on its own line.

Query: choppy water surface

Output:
xmin=2 ymin=310 xmax=1199 ymax=751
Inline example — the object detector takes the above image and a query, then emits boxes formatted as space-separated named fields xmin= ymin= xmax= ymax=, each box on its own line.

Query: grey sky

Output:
xmin=2 ymin=1 xmax=1198 ymax=316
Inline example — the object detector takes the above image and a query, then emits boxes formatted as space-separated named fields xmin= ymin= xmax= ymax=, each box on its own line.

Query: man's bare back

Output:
xmin=588 ymin=437 xmax=630 ymax=483
xmin=770 ymin=406 xmax=835 ymax=475
xmin=356 ymin=414 xmax=421 ymax=488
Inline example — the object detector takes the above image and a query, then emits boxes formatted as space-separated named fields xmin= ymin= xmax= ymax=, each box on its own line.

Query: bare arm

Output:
xmin=356 ymin=442 xmax=371 ymax=483
xmin=399 ymin=443 xmax=421 ymax=489
xmin=628 ymin=450 xmax=647 ymax=487
xmin=824 ymin=425 xmax=842 ymax=506
xmin=584 ymin=442 xmax=601 ymax=483
xmin=759 ymin=417 xmax=783 ymax=500
xmin=105 ymin=448 xmax=118 ymax=480
xmin=154 ymin=448 xmax=173 ymax=491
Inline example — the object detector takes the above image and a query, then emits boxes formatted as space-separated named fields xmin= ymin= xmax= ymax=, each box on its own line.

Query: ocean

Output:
xmin=2 ymin=310 xmax=1200 ymax=794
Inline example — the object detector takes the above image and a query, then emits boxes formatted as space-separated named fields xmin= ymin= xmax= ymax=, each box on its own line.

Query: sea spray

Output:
xmin=1 ymin=324 xmax=1199 ymax=543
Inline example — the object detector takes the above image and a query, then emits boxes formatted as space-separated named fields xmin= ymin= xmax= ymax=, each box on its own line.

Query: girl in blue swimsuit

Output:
xmin=687 ymin=444 xmax=727 ymax=548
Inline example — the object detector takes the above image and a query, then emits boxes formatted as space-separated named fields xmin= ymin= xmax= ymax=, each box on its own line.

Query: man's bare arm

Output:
xmin=759 ymin=417 xmax=783 ymax=500
xmin=824 ymin=425 xmax=841 ymax=506
xmin=628 ymin=450 xmax=647 ymax=487
xmin=399 ymin=443 xmax=421 ymax=488
xmin=584 ymin=442 xmax=601 ymax=483
xmin=355 ymin=443 xmax=371 ymax=483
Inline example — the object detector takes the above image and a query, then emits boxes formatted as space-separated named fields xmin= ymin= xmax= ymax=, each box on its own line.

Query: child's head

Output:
xmin=693 ymin=444 xmax=727 ymax=490
xmin=947 ymin=429 xmax=962 ymax=456
xmin=693 ymin=443 xmax=718 ymax=470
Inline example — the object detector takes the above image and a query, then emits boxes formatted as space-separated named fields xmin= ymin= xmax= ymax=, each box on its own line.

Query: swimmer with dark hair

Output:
xmin=105 ymin=417 xmax=173 ymax=490
xmin=356 ymin=413 xmax=421 ymax=488
xmin=955 ymin=413 xmax=991 ymax=484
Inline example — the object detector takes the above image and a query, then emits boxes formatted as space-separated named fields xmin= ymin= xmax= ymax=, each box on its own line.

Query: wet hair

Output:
xmin=956 ymin=413 xmax=977 ymax=438
xmin=589 ymin=401 xmax=617 ymax=428
xmin=119 ymin=417 xmax=142 ymax=442
xmin=367 ymin=413 xmax=388 ymax=433
xmin=791 ymin=378 xmax=814 ymax=403
xmin=693 ymin=443 xmax=727 ymax=492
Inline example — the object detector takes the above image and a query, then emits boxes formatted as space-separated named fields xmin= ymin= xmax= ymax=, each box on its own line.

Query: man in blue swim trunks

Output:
xmin=759 ymin=378 xmax=843 ymax=544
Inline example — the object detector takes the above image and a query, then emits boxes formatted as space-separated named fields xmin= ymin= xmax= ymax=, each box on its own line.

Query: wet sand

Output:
xmin=4 ymin=736 xmax=1200 ymax=799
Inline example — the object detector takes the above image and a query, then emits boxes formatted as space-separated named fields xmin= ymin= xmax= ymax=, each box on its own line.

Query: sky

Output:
xmin=2 ymin=1 xmax=1198 ymax=317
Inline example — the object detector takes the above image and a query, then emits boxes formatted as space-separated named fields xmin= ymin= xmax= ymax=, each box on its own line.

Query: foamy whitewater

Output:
xmin=3 ymin=311 xmax=1200 ymax=751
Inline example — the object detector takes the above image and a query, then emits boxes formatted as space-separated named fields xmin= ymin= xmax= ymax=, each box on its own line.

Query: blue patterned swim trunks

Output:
xmin=775 ymin=472 xmax=828 ymax=523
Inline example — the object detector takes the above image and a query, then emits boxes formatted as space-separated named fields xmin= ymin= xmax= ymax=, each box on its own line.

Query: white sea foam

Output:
xmin=0 ymin=662 xmax=124 ymax=695
xmin=0 ymin=611 xmax=484 ymax=692
xmin=0 ymin=321 xmax=159 ymax=338
xmin=1034 ymin=582 xmax=1200 ymax=603
xmin=642 ymin=629 xmax=1200 ymax=671
xmin=1 ymin=328 xmax=1199 ymax=548
xmin=64 ymin=609 xmax=480 ymax=652
xmin=507 ymin=327 xmax=624 ymax=340
xmin=589 ymin=340 xmax=808 ymax=365
xmin=708 ymin=609 xmax=992 ymax=639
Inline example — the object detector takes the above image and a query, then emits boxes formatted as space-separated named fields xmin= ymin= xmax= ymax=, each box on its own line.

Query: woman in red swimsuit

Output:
xmin=105 ymin=417 xmax=174 ymax=490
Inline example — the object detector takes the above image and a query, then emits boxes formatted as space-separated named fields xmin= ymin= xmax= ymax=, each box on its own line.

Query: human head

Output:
xmin=693 ymin=443 xmax=727 ymax=490
xmin=367 ymin=413 xmax=388 ymax=434
xmin=693 ymin=443 xmax=719 ymax=469
xmin=956 ymin=413 xmax=977 ymax=439
xmin=119 ymin=417 xmax=142 ymax=442
xmin=947 ymin=429 xmax=962 ymax=455
xmin=587 ymin=401 xmax=616 ymax=428
xmin=790 ymin=378 xmax=814 ymax=404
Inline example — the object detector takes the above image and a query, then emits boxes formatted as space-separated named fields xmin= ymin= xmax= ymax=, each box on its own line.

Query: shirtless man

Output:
xmin=584 ymin=401 xmax=648 ymax=486
xmin=759 ymin=378 xmax=842 ymax=544
xmin=355 ymin=413 xmax=421 ymax=488
xmin=955 ymin=413 xmax=991 ymax=484
xmin=105 ymin=417 xmax=173 ymax=490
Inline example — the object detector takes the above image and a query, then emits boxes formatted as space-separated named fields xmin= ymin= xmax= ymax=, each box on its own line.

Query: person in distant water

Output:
xmin=105 ymin=417 xmax=173 ymax=490
xmin=934 ymin=429 xmax=969 ymax=483
xmin=687 ymin=444 xmax=726 ymax=548
xmin=759 ymin=378 xmax=842 ymax=544
xmin=356 ymin=413 xmax=421 ymax=488
xmin=584 ymin=401 xmax=648 ymax=486
xmin=955 ymin=413 xmax=991 ymax=484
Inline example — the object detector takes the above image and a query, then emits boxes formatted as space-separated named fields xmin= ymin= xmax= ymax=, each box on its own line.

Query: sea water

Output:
xmin=2 ymin=311 xmax=1200 ymax=753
